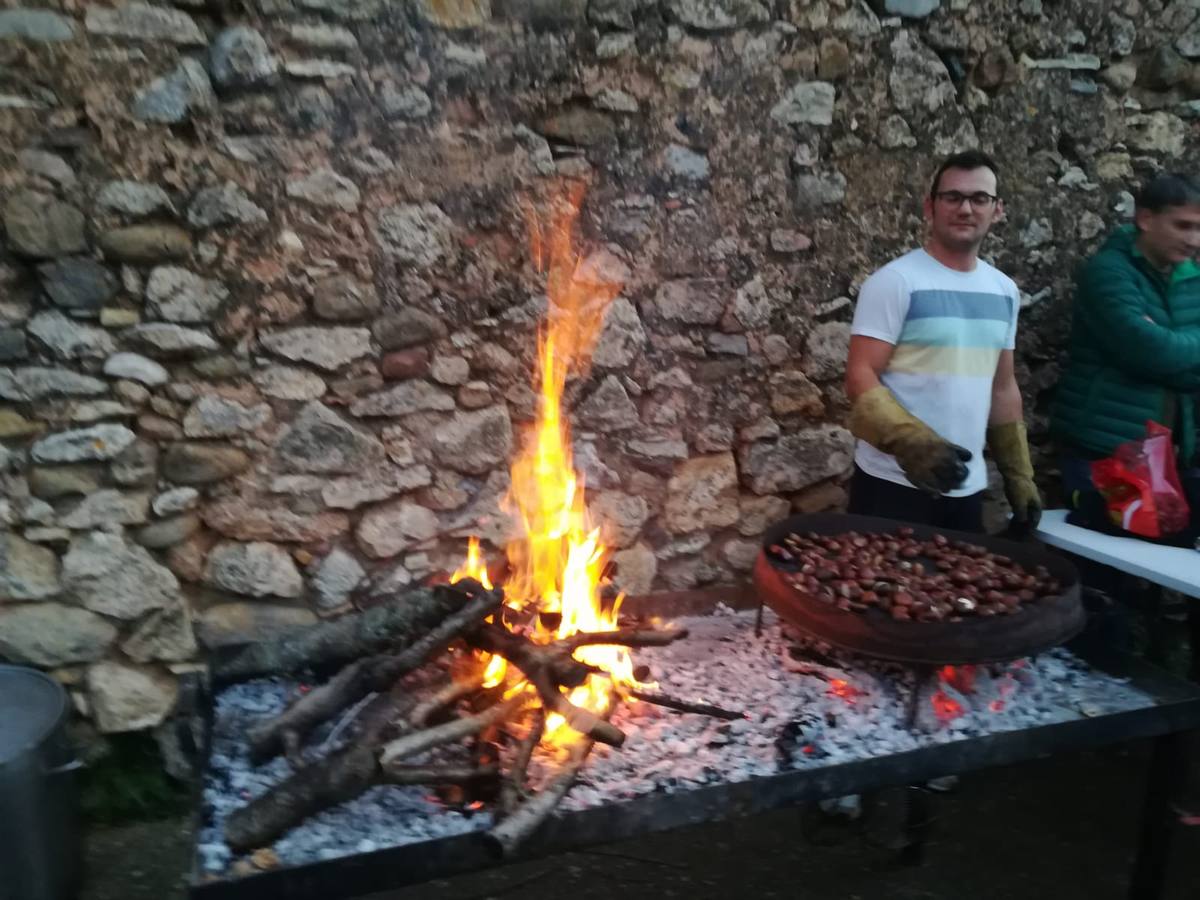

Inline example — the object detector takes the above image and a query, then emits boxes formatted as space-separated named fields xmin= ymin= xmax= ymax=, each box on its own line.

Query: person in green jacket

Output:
xmin=1050 ymin=173 xmax=1200 ymax=827
xmin=1051 ymin=173 xmax=1200 ymax=501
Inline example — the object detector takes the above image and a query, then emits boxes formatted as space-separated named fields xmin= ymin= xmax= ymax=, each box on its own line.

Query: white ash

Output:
xmin=541 ymin=607 xmax=1154 ymax=812
xmin=197 ymin=606 xmax=1154 ymax=878
xmin=196 ymin=679 xmax=491 ymax=875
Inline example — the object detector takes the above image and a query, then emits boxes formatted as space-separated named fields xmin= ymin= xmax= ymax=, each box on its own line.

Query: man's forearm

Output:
xmin=989 ymin=378 xmax=1023 ymax=425
xmin=845 ymin=365 xmax=883 ymax=401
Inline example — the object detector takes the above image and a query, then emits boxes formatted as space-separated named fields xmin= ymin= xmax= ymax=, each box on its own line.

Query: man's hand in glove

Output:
xmin=849 ymin=386 xmax=972 ymax=495
xmin=987 ymin=420 xmax=1042 ymax=538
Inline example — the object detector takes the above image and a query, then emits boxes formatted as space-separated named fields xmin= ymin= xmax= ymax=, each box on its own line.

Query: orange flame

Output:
xmin=452 ymin=186 xmax=646 ymax=741
xmin=449 ymin=538 xmax=506 ymax=688
xmin=450 ymin=537 xmax=493 ymax=591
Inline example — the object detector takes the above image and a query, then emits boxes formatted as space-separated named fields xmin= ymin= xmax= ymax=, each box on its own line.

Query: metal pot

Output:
xmin=0 ymin=665 xmax=82 ymax=900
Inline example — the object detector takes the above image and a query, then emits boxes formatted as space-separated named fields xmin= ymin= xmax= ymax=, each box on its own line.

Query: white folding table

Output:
xmin=1036 ymin=509 xmax=1200 ymax=599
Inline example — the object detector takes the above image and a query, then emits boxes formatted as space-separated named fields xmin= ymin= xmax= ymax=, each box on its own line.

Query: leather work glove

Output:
xmin=849 ymin=386 xmax=972 ymax=494
xmin=987 ymin=420 xmax=1043 ymax=538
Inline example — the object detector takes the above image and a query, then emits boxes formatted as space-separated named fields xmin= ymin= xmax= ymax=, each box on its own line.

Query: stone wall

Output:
xmin=1 ymin=0 xmax=1197 ymax=741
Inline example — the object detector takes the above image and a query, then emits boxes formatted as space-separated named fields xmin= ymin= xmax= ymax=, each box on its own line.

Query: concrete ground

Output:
xmin=83 ymin=740 xmax=1200 ymax=900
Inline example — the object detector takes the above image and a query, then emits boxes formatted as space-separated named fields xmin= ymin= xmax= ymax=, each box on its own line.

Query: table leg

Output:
xmin=1143 ymin=584 xmax=1171 ymax=667
xmin=1128 ymin=732 xmax=1188 ymax=900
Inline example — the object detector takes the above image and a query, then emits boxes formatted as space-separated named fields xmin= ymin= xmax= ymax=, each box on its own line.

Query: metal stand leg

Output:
xmin=904 ymin=666 xmax=933 ymax=731
xmin=1187 ymin=601 xmax=1200 ymax=684
xmin=897 ymin=786 xmax=932 ymax=866
xmin=1128 ymin=732 xmax=1188 ymax=900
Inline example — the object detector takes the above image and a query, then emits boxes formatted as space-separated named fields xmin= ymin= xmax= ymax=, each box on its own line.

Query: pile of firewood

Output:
xmin=213 ymin=579 xmax=692 ymax=858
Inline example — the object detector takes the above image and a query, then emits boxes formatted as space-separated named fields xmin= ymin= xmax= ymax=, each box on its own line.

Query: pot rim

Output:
xmin=0 ymin=664 xmax=69 ymax=767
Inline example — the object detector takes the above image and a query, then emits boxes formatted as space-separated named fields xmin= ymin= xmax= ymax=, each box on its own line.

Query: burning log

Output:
xmin=499 ymin=708 xmax=545 ymax=816
xmin=245 ymin=588 xmax=503 ymax=761
xmin=485 ymin=699 xmax=614 ymax=859
xmin=409 ymin=678 xmax=487 ymax=728
xmin=468 ymin=623 xmax=689 ymax=747
xmin=379 ymin=692 xmax=529 ymax=771
xmin=223 ymin=596 xmax=687 ymax=848
xmin=223 ymin=615 xmax=689 ymax=854
xmin=213 ymin=582 xmax=500 ymax=685
xmin=486 ymin=739 xmax=597 ymax=858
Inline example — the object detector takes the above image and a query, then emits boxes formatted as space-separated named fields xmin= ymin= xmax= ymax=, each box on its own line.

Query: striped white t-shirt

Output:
xmin=850 ymin=248 xmax=1020 ymax=497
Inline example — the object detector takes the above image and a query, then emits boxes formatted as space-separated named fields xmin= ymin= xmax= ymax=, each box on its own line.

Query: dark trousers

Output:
xmin=847 ymin=466 xmax=984 ymax=534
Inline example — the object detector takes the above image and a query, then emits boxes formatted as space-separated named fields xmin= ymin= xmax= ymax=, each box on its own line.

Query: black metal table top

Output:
xmin=189 ymin=637 xmax=1200 ymax=900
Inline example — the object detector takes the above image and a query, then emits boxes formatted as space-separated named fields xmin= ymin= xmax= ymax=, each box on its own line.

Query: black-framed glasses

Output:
xmin=934 ymin=190 xmax=999 ymax=209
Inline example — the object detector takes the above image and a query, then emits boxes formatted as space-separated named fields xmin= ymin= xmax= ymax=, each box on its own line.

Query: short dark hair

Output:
xmin=930 ymin=150 xmax=1000 ymax=197
xmin=1136 ymin=173 xmax=1200 ymax=213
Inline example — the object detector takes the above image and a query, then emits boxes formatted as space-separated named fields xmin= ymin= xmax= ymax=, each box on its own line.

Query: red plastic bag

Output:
xmin=1090 ymin=421 xmax=1191 ymax=538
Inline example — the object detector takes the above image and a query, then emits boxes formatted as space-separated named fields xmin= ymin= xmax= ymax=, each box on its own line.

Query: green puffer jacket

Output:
xmin=1050 ymin=225 xmax=1200 ymax=464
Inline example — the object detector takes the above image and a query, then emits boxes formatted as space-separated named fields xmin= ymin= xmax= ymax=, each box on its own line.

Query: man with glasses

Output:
xmin=843 ymin=150 xmax=1040 ymax=536
xmin=828 ymin=151 xmax=1041 ymax=829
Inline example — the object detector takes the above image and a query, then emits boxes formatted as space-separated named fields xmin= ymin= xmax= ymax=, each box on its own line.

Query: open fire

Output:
xmin=200 ymin=187 xmax=697 ymax=870
xmin=450 ymin=184 xmax=650 ymax=745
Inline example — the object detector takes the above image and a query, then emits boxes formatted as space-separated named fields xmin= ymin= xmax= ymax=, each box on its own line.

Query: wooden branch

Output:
xmin=627 ymin=689 xmax=745 ymax=721
xmin=485 ymin=700 xmax=612 ymax=858
xmin=247 ymin=658 xmax=374 ymax=764
xmin=213 ymin=581 xmax=498 ymax=685
xmin=409 ymin=679 xmax=482 ymax=728
xmin=499 ymin=708 xmax=545 ymax=817
xmin=225 ymin=743 xmax=380 ymax=853
xmin=467 ymin=624 xmax=625 ymax=746
xmin=468 ymin=624 xmax=591 ymax=684
xmin=224 ymin=686 xmax=416 ymax=852
xmin=382 ymin=764 xmax=499 ymax=786
xmin=378 ymin=692 xmax=528 ymax=772
xmin=560 ymin=627 xmax=689 ymax=650
xmin=486 ymin=741 xmax=593 ymax=857
xmin=533 ymin=671 xmax=625 ymax=747
xmin=245 ymin=589 xmax=502 ymax=762
xmin=317 ymin=690 xmax=378 ymax=754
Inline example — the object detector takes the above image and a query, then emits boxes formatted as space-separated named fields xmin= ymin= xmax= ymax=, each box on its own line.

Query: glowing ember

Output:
xmin=453 ymin=185 xmax=649 ymax=743
xmin=828 ymin=678 xmax=862 ymax=704
xmin=938 ymin=664 xmax=977 ymax=695
xmin=930 ymin=690 xmax=965 ymax=722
